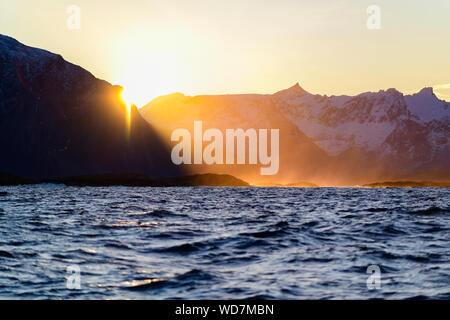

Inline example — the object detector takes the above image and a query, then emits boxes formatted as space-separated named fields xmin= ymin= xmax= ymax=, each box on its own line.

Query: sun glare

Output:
xmin=117 ymin=68 xmax=178 ymax=107
xmin=119 ymin=89 xmax=132 ymax=140
xmin=120 ymin=88 xmax=133 ymax=110
xmin=111 ymin=31 xmax=181 ymax=107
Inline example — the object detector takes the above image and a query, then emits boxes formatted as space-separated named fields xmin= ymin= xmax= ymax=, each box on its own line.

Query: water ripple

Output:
xmin=0 ymin=185 xmax=448 ymax=299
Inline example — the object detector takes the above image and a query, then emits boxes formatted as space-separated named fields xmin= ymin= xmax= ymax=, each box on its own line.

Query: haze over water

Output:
xmin=0 ymin=185 xmax=449 ymax=299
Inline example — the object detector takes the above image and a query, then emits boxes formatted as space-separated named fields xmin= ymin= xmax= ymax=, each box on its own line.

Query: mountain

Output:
xmin=140 ymin=91 xmax=331 ymax=184
xmin=141 ymin=83 xmax=449 ymax=185
xmin=273 ymin=83 xmax=449 ymax=176
xmin=2 ymin=34 xmax=446 ymax=185
xmin=0 ymin=35 xmax=181 ymax=179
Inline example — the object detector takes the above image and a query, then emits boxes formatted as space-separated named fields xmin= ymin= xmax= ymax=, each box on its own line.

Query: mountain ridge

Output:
xmin=1 ymin=34 xmax=448 ymax=185
xmin=0 ymin=34 xmax=182 ymax=179
xmin=141 ymin=82 xmax=449 ymax=185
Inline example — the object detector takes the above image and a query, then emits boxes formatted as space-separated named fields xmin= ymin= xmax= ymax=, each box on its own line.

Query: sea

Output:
xmin=0 ymin=185 xmax=449 ymax=299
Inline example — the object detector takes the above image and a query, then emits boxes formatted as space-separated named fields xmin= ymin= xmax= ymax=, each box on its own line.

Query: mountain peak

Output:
xmin=385 ymin=88 xmax=402 ymax=95
xmin=417 ymin=87 xmax=435 ymax=96
xmin=274 ymin=82 xmax=309 ymax=96
xmin=288 ymin=82 xmax=306 ymax=93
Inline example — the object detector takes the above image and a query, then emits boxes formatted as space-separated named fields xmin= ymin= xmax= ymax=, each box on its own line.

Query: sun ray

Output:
xmin=120 ymin=89 xmax=132 ymax=140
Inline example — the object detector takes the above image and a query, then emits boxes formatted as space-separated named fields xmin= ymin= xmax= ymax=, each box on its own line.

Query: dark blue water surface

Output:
xmin=0 ymin=185 xmax=449 ymax=299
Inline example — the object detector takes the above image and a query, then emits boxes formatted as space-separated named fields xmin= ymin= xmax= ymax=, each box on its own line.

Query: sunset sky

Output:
xmin=1 ymin=0 xmax=449 ymax=105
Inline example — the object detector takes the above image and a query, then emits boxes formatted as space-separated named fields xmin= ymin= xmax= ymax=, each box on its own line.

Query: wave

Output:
xmin=104 ymin=241 xmax=131 ymax=250
xmin=148 ymin=209 xmax=181 ymax=218
xmin=409 ymin=206 xmax=448 ymax=215
xmin=154 ymin=239 xmax=220 ymax=254
xmin=122 ymin=278 xmax=169 ymax=291
xmin=241 ymin=229 xmax=287 ymax=239
xmin=123 ymin=269 xmax=215 ymax=292
xmin=0 ymin=250 xmax=14 ymax=258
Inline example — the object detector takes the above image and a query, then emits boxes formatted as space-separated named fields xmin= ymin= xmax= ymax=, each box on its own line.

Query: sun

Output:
xmin=116 ymin=70 xmax=178 ymax=108
xmin=118 ymin=81 xmax=161 ymax=108
xmin=117 ymin=65 xmax=179 ymax=107
xmin=111 ymin=31 xmax=181 ymax=107
xmin=120 ymin=88 xmax=134 ymax=110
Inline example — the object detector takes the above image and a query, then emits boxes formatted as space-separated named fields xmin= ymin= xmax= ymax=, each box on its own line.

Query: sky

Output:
xmin=1 ymin=0 xmax=450 ymax=106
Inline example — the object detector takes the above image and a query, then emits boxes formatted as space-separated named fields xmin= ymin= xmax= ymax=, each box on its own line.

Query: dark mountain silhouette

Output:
xmin=0 ymin=171 xmax=249 ymax=187
xmin=0 ymin=34 xmax=182 ymax=179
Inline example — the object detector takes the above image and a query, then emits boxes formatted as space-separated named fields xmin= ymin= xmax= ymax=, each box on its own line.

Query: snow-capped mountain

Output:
xmin=273 ymin=83 xmax=449 ymax=173
xmin=273 ymin=84 xmax=409 ymax=156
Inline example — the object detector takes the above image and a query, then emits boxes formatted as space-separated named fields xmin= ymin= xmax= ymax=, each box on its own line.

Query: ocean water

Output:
xmin=0 ymin=185 xmax=449 ymax=300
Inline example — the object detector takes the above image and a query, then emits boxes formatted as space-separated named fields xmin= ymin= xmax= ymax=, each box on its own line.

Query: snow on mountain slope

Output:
xmin=404 ymin=87 xmax=450 ymax=123
xmin=273 ymin=85 xmax=410 ymax=156
xmin=273 ymin=83 xmax=449 ymax=162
